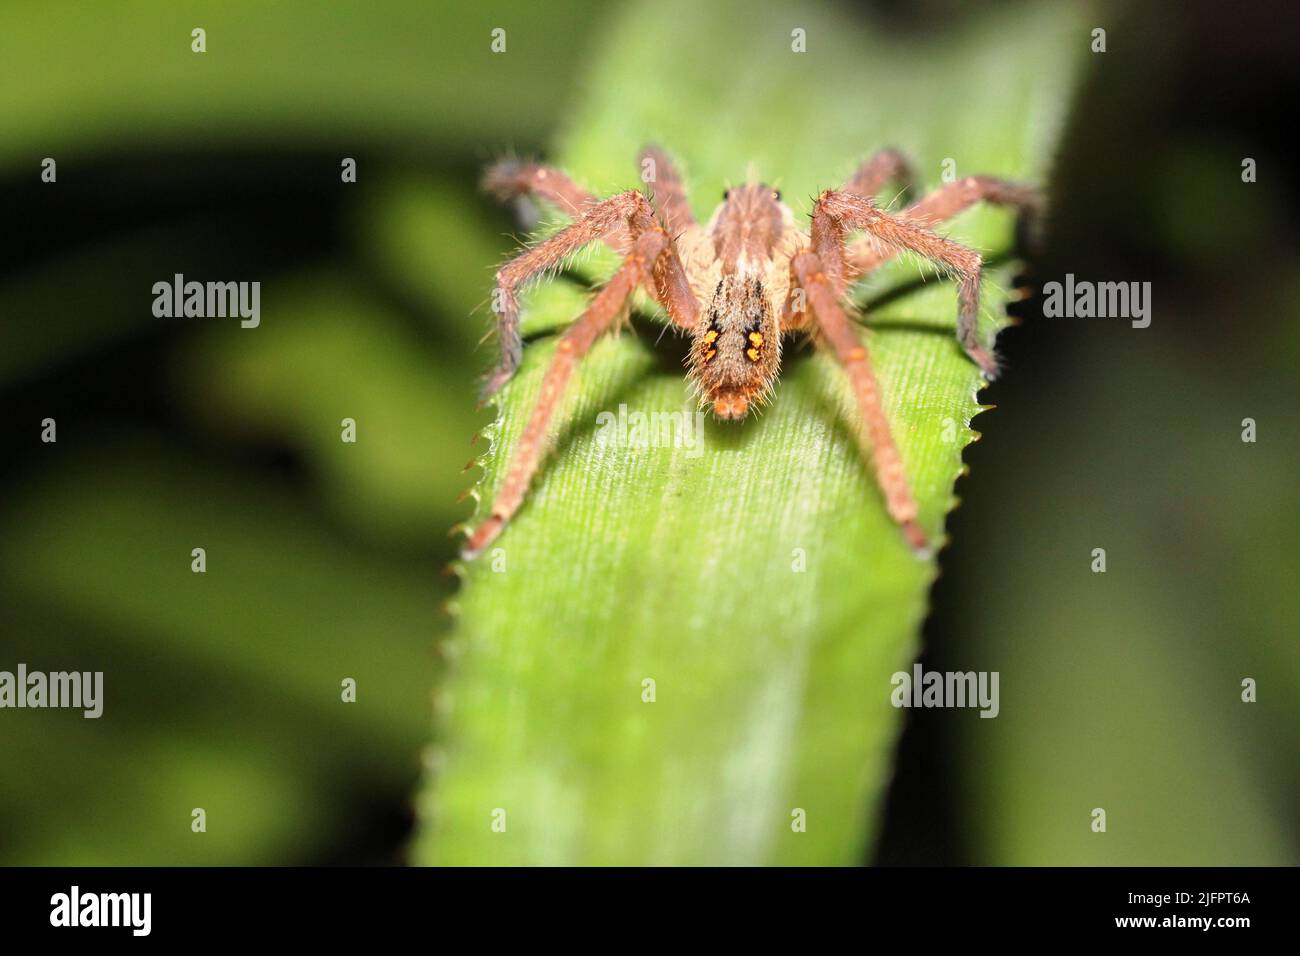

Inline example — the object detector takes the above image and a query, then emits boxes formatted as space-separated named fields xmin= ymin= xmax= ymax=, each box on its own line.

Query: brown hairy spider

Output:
xmin=463 ymin=146 xmax=1039 ymax=559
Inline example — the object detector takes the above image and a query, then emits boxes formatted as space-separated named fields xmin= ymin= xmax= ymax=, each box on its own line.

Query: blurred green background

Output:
xmin=1 ymin=0 xmax=1296 ymax=865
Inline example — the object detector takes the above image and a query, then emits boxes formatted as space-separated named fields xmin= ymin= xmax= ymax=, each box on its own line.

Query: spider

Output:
xmin=462 ymin=146 xmax=1039 ymax=559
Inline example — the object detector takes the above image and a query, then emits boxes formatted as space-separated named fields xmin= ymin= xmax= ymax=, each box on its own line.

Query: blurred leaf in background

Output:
xmin=875 ymin=0 xmax=1300 ymax=866
xmin=942 ymin=10 xmax=1300 ymax=859
xmin=951 ymin=327 xmax=1299 ymax=865
xmin=0 ymin=0 xmax=609 ymax=865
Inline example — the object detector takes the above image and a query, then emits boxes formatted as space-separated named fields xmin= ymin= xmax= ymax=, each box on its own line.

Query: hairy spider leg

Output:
xmin=483 ymin=190 xmax=697 ymax=398
xmin=813 ymin=189 xmax=993 ymax=378
xmin=483 ymin=159 xmax=599 ymax=217
xmin=790 ymin=245 xmax=928 ymax=554
xmin=464 ymin=228 xmax=675 ymax=559
xmin=841 ymin=146 xmax=918 ymax=205
xmin=781 ymin=147 xmax=916 ymax=326
xmin=638 ymin=145 xmax=698 ymax=235
xmin=786 ymin=186 xmax=1001 ymax=553
xmin=846 ymin=174 xmax=1042 ymax=281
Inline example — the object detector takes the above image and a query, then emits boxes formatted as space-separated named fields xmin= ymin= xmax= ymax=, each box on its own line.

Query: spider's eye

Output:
xmin=773 ymin=190 xmax=782 ymax=202
xmin=722 ymin=189 xmax=731 ymax=201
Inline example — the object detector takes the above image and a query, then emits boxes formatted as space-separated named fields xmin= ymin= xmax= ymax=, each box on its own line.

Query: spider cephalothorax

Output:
xmin=463 ymin=146 xmax=1040 ymax=558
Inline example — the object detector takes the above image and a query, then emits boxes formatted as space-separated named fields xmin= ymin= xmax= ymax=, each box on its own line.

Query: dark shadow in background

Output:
xmin=875 ymin=0 xmax=1300 ymax=864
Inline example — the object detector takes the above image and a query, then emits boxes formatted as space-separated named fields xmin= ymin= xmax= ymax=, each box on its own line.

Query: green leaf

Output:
xmin=417 ymin=0 xmax=1083 ymax=865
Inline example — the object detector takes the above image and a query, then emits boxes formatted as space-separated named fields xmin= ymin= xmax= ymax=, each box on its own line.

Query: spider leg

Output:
xmin=813 ymin=189 xmax=996 ymax=378
xmin=485 ymin=190 xmax=697 ymax=397
xmin=790 ymin=245 xmax=928 ymax=555
xmin=464 ymin=229 xmax=671 ymax=559
xmin=847 ymin=175 xmax=1041 ymax=280
xmin=483 ymin=158 xmax=599 ymax=218
xmin=841 ymin=147 xmax=918 ymax=205
xmin=483 ymin=158 xmax=630 ymax=258
xmin=781 ymin=149 xmax=919 ymax=329
xmin=638 ymin=145 xmax=697 ymax=235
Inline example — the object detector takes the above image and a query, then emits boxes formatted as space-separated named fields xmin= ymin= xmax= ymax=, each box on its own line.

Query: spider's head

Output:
xmin=688 ymin=273 xmax=781 ymax=420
